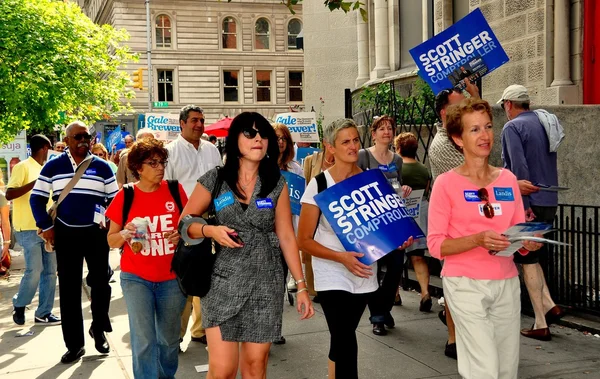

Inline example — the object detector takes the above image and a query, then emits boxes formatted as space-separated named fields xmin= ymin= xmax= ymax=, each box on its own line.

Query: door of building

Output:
xmin=583 ymin=0 xmax=600 ymax=104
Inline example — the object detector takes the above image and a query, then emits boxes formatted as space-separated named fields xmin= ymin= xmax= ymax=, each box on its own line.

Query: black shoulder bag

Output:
xmin=172 ymin=171 xmax=224 ymax=297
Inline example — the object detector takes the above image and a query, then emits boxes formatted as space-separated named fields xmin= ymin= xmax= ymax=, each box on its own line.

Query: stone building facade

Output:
xmin=79 ymin=0 xmax=304 ymax=125
xmin=304 ymin=0 xmax=595 ymax=123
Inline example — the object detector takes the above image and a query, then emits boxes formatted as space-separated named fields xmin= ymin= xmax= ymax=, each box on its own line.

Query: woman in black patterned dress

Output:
xmin=181 ymin=112 xmax=314 ymax=379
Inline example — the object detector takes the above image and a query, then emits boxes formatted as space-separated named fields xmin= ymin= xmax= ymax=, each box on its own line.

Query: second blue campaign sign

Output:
xmin=314 ymin=170 xmax=425 ymax=265
xmin=409 ymin=8 xmax=509 ymax=94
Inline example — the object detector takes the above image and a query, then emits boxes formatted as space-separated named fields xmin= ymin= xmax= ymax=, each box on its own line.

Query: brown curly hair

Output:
xmin=370 ymin=116 xmax=396 ymax=134
xmin=127 ymin=138 xmax=168 ymax=180
xmin=445 ymin=98 xmax=493 ymax=152
xmin=394 ymin=132 xmax=418 ymax=158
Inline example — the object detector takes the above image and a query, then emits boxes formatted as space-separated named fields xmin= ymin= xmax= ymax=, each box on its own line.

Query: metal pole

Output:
xmin=146 ymin=0 xmax=153 ymax=112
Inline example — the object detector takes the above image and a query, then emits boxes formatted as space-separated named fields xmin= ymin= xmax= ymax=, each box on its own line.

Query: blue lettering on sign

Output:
xmin=275 ymin=115 xmax=297 ymax=125
xmin=146 ymin=115 xmax=181 ymax=133
xmin=493 ymin=187 xmax=515 ymax=201
xmin=287 ymin=124 xmax=317 ymax=134
xmin=255 ymin=198 xmax=274 ymax=209
xmin=214 ymin=192 xmax=235 ymax=211
xmin=464 ymin=190 xmax=480 ymax=202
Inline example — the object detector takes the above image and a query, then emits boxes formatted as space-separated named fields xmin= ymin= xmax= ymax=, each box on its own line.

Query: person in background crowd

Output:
xmin=429 ymin=80 xmax=479 ymax=359
xmin=106 ymin=139 xmax=187 ymax=379
xmin=209 ymin=135 xmax=218 ymax=145
xmin=30 ymin=121 xmax=118 ymax=364
xmin=164 ymin=105 xmax=221 ymax=349
xmin=201 ymin=133 xmax=210 ymax=141
xmin=273 ymin=122 xmax=304 ymax=345
xmin=124 ymin=134 xmax=134 ymax=149
xmin=92 ymin=143 xmax=118 ymax=174
xmin=302 ymin=137 xmax=336 ymax=302
xmin=8 ymin=135 xmax=59 ymax=324
xmin=428 ymin=97 xmax=543 ymax=379
xmin=0 ymin=178 xmax=12 ymax=276
xmin=299 ymin=118 xmax=412 ymax=379
xmin=54 ymin=141 xmax=66 ymax=153
xmin=117 ymin=128 xmax=155 ymax=188
xmin=499 ymin=84 xmax=565 ymax=341
xmin=181 ymin=112 xmax=313 ymax=378
xmin=357 ymin=116 xmax=411 ymax=337
xmin=395 ymin=132 xmax=432 ymax=312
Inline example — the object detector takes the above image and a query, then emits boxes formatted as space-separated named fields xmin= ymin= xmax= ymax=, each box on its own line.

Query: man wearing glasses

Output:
xmin=30 ymin=121 xmax=119 ymax=364
xmin=499 ymin=84 xmax=564 ymax=341
xmin=165 ymin=105 xmax=221 ymax=348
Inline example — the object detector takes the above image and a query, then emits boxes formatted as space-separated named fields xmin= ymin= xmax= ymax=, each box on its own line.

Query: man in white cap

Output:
xmin=499 ymin=84 xmax=565 ymax=342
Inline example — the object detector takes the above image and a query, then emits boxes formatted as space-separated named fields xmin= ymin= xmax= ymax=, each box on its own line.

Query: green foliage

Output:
xmin=316 ymin=97 xmax=325 ymax=148
xmin=0 ymin=0 xmax=137 ymax=142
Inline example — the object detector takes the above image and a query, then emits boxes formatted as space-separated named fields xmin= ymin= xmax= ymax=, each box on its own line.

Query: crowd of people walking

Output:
xmin=1 ymin=80 xmax=566 ymax=379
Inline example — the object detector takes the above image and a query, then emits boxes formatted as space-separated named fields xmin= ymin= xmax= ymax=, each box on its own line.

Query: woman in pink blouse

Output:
xmin=428 ymin=98 xmax=542 ymax=379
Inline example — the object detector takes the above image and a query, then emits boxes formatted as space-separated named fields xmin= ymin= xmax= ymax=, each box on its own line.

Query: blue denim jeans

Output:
xmin=12 ymin=230 xmax=57 ymax=317
xmin=120 ymin=272 xmax=186 ymax=379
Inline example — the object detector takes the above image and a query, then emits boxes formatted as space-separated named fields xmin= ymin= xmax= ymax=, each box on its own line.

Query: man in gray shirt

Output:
xmin=499 ymin=84 xmax=565 ymax=342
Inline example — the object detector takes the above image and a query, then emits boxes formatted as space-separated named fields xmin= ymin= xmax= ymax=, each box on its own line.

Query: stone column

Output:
xmin=551 ymin=0 xmax=573 ymax=86
xmin=371 ymin=0 xmax=390 ymax=78
xmin=422 ymin=0 xmax=429 ymax=42
xmin=356 ymin=10 xmax=370 ymax=87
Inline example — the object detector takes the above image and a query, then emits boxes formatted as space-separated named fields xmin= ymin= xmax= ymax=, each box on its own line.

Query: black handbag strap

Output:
xmin=313 ymin=171 xmax=327 ymax=238
xmin=206 ymin=168 xmax=224 ymax=225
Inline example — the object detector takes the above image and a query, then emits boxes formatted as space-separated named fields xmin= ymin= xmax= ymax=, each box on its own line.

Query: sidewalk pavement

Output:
xmin=1 ymin=249 xmax=599 ymax=379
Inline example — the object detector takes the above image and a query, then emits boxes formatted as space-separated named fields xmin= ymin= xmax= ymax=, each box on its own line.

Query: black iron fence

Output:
xmin=345 ymin=85 xmax=600 ymax=317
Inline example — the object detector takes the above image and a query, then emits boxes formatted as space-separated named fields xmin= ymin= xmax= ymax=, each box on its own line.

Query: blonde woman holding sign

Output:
xmin=298 ymin=118 xmax=412 ymax=379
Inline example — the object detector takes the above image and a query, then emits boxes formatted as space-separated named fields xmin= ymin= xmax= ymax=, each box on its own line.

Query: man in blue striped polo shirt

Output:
xmin=31 ymin=121 xmax=119 ymax=364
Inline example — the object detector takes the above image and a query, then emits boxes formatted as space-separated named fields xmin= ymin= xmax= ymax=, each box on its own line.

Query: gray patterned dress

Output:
xmin=198 ymin=168 xmax=286 ymax=343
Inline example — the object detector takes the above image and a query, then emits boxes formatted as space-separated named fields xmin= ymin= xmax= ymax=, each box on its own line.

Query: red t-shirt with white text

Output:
xmin=106 ymin=181 xmax=188 ymax=282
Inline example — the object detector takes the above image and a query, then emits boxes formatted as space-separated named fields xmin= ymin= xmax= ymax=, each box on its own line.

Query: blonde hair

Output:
xmin=92 ymin=143 xmax=109 ymax=155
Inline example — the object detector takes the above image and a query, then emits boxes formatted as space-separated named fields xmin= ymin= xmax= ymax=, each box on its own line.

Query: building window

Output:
xmin=223 ymin=70 xmax=239 ymax=102
xmin=256 ymin=70 xmax=271 ymax=102
xmin=157 ymin=69 xmax=174 ymax=102
xmin=155 ymin=15 xmax=172 ymax=48
xmin=288 ymin=71 xmax=303 ymax=102
xmin=255 ymin=18 xmax=270 ymax=50
xmin=399 ymin=1 xmax=424 ymax=68
xmin=222 ymin=17 xmax=237 ymax=49
xmin=287 ymin=19 xmax=302 ymax=50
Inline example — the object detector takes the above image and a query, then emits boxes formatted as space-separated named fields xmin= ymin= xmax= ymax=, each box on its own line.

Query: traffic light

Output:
xmin=132 ymin=68 xmax=144 ymax=90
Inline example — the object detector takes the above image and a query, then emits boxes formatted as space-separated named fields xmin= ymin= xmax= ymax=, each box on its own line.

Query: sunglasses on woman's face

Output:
xmin=477 ymin=188 xmax=495 ymax=219
xmin=242 ymin=127 xmax=268 ymax=139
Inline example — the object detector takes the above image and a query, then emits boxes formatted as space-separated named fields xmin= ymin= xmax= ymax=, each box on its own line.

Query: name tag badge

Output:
xmin=378 ymin=164 xmax=389 ymax=172
xmin=93 ymin=204 xmax=106 ymax=227
xmin=464 ymin=190 xmax=480 ymax=202
xmin=214 ymin=191 xmax=235 ymax=212
xmin=388 ymin=163 xmax=398 ymax=172
xmin=479 ymin=203 xmax=503 ymax=216
xmin=85 ymin=168 xmax=97 ymax=175
xmin=493 ymin=187 xmax=515 ymax=201
xmin=255 ymin=198 xmax=274 ymax=209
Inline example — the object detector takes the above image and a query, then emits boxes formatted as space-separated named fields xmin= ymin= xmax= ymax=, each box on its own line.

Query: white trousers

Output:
xmin=443 ymin=276 xmax=521 ymax=379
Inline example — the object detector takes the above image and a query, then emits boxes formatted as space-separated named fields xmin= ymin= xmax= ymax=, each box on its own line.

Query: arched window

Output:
xmin=287 ymin=19 xmax=302 ymax=50
xmin=254 ymin=18 xmax=270 ymax=50
xmin=222 ymin=17 xmax=237 ymax=49
xmin=155 ymin=15 xmax=172 ymax=48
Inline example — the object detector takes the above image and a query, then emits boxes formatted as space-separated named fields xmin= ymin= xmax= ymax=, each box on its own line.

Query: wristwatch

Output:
xmin=178 ymin=214 xmax=207 ymax=246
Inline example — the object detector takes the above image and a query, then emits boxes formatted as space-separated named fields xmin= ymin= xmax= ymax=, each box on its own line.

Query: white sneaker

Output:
xmin=287 ymin=277 xmax=297 ymax=292
xmin=438 ymin=296 xmax=446 ymax=307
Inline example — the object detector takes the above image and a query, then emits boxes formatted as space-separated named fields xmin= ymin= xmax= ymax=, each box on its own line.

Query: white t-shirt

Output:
xmin=300 ymin=170 xmax=378 ymax=294
xmin=164 ymin=135 xmax=222 ymax=197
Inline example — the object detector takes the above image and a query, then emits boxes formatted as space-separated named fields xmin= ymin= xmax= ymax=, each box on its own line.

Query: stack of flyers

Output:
xmin=492 ymin=222 xmax=570 ymax=257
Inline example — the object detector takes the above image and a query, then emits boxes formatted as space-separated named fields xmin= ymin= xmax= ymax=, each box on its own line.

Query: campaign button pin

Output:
xmin=255 ymin=198 xmax=274 ymax=209
xmin=464 ymin=190 xmax=480 ymax=202
xmin=493 ymin=187 xmax=515 ymax=201
xmin=214 ymin=192 xmax=235 ymax=211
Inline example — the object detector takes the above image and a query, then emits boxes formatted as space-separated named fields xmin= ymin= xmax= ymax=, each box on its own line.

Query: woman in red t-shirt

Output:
xmin=105 ymin=138 xmax=187 ymax=379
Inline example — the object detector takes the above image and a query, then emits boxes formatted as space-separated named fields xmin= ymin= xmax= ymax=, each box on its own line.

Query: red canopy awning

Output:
xmin=205 ymin=117 xmax=233 ymax=138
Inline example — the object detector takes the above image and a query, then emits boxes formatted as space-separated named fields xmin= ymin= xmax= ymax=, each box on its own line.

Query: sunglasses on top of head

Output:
xmin=477 ymin=188 xmax=495 ymax=219
xmin=72 ymin=133 xmax=92 ymax=141
xmin=242 ymin=127 xmax=268 ymax=139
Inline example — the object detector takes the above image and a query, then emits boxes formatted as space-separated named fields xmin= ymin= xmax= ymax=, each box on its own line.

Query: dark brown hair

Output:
xmin=445 ymin=98 xmax=493 ymax=152
xmin=394 ymin=132 xmax=418 ymax=158
xmin=273 ymin=123 xmax=295 ymax=170
xmin=370 ymin=116 xmax=396 ymax=134
xmin=127 ymin=138 xmax=168 ymax=180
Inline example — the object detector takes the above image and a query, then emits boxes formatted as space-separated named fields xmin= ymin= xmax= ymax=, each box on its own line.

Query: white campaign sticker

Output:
xmin=479 ymin=202 xmax=502 ymax=216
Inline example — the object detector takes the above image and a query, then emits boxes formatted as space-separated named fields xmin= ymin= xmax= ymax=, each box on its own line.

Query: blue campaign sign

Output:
xmin=314 ymin=170 xmax=425 ymax=265
xmin=281 ymin=171 xmax=305 ymax=216
xmin=409 ymin=8 xmax=509 ymax=94
xmin=106 ymin=126 xmax=122 ymax=151
xmin=296 ymin=147 xmax=319 ymax=167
